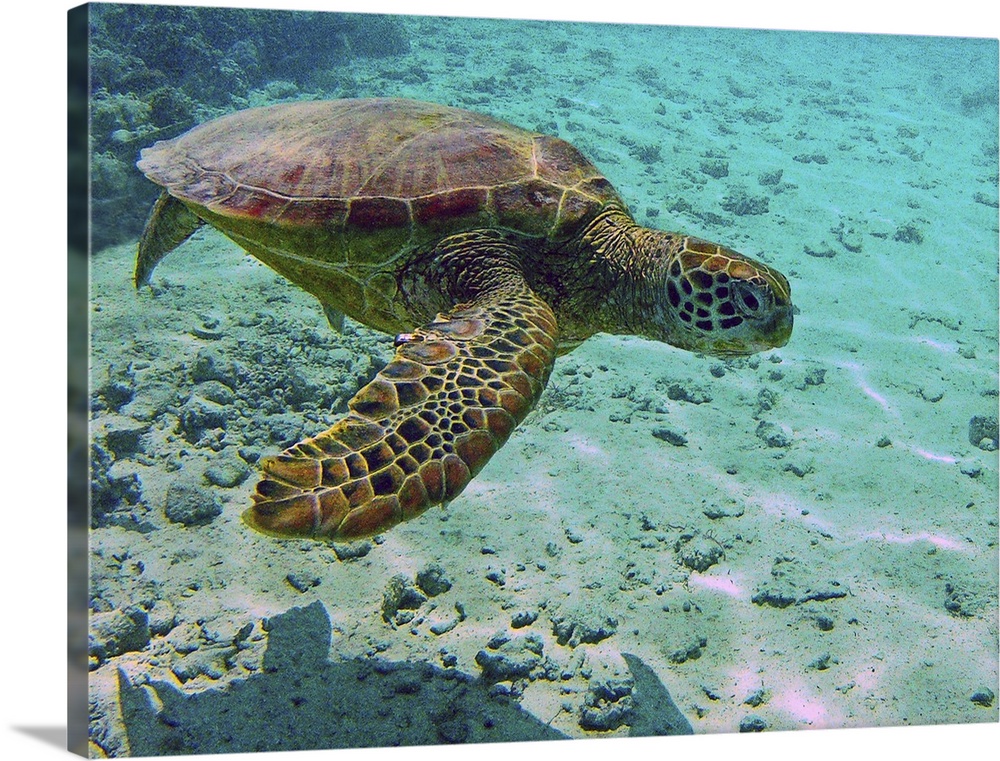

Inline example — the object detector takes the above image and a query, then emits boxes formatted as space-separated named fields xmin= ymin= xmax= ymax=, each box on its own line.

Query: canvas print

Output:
xmin=69 ymin=2 xmax=999 ymax=756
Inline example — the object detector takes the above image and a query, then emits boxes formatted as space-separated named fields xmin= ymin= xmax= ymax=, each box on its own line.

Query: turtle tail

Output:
xmin=244 ymin=282 xmax=558 ymax=540
xmin=134 ymin=192 xmax=204 ymax=287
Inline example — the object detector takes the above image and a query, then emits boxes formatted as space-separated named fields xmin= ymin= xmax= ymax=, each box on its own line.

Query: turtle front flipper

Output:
xmin=244 ymin=282 xmax=557 ymax=540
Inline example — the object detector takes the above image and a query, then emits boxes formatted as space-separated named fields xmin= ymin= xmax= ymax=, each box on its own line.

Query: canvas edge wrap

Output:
xmin=68 ymin=3 xmax=91 ymax=757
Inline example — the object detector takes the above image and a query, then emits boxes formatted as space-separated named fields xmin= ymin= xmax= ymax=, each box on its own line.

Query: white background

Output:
xmin=2 ymin=1 xmax=997 ymax=759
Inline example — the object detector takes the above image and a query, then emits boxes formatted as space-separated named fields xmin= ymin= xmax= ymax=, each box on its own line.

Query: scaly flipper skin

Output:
xmin=244 ymin=277 xmax=557 ymax=540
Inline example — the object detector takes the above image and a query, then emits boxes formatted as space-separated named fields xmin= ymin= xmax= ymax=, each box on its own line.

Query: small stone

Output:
xmin=944 ymin=582 xmax=975 ymax=617
xmin=475 ymin=636 xmax=543 ymax=681
xmin=551 ymin=610 xmax=618 ymax=647
xmin=792 ymin=152 xmax=829 ymax=165
xmin=126 ymin=381 xmax=176 ymax=422
xmin=675 ymin=533 xmax=724 ymax=572
xmin=743 ymin=688 xmax=770 ymax=707
xmin=758 ymin=169 xmax=783 ymax=186
xmin=382 ymin=574 xmax=427 ymax=622
xmin=415 ymin=564 xmax=452 ymax=596
xmin=89 ymin=606 xmax=151 ymax=662
xmin=332 ymin=540 xmax=373 ymax=560
xmin=756 ymin=420 xmax=793 ymax=448
xmin=104 ymin=424 xmax=147 ymax=459
xmin=652 ymin=427 xmax=687 ymax=446
xmin=191 ymin=325 xmax=224 ymax=340
xmin=485 ymin=631 xmax=510 ymax=650
xmin=919 ymin=386 xmax=944 ymax=403
xmin=808 ymin=653 xmax=833 ymax=670
xmin=739 ymin=715 xmax=768 ymax=732
xmin=752 ymin=556 xmax=846 ymax=607
xmin=804 ymin=243 xmax=837 ymax=258
xmin=429 ymin=618 xmax=459 ymax=636
xmin=194 ymin=380 xmax=235 ymax=405
xmin=663 ymin=382 xmax=712 ymax=404
xmin=968 ymin=415 xmax=999 ymax=450
xmin=959 ymin=461 xmax=982 ymax=479
xmin=668 ymin=636 xmax=708 ymax=664
xmin=488 ymin=682 xmax=512 ymax=699
xmin=238 ymin=446 xmax=262 ymax=465
xmin=190 ymin=347 xmax=239 ymax=387
xmin=703 ymin=502 xmax=744 ymax=519
xmin=178 ymin=396 xmax=228 ymax=440
xmin=970 ymin=688 xmax=995 ymax=707
xmin=204 ymin=454 xmax=251 ymax=488
xmin=395 ymin=610 xmax=415 ymax=625
xmin=700 ymin=159 xmax=729 ymax=178
xmin=721 ymin=187 xmax=769 ymax=216
xmin=803 ymin=368 xmax=826 ymax=386
xmin=755 ymin=387 xmax=778 ymax=415
xmin=147 ymin=599 xmax=177 ymax=637
xmin=100 ymin=377 xmax=134 ymax=411
xmin=876 ymin=436 xmax=892 ymax=448
xmin=835 ymin=224 xmax=863 ymax=253
xmin=234 ymin=622 xmax=254 ymax=645
xmin=109 ymin=128 xmax=134 ymax=144
xmin=702 ymin=685 xmax=722 ymax=700
xmin=286 ymin=573 xmax=321 ymax=592
xmin=814 ymin=615 xmax=835 ymax=631
xmin=511 ymin=611 xmax=538 ymax=629
xmin=579 ymin=676 xmax=635 ymax=731
xmin=893 ymin=223 xmax=924 ymax=244
xmin=783 ymin=461 xmax=813 ymax=478
xmin=164 ymin=481 xmax=223 ymax=526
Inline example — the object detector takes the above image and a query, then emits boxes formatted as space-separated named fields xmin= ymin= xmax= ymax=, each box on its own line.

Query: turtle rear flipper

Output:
xmin=244 ymin=280 xmax=558 ymax=540
xmin=135 ymin=192 xmax=204 ymax=287
xmin=320 ymin=302 xmax=346 ymax=332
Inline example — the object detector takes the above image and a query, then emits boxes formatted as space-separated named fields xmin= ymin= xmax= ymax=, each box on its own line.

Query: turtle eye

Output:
xmin=732 ymin=281 xmax=767 ymax=317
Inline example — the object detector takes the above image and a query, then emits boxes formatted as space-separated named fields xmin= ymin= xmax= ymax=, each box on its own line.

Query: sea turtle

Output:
xmin=136 ymin=98 xmax=793 ymax=541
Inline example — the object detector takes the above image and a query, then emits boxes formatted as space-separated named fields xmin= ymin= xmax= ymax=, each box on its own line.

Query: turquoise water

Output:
xmin=87 ymin=7 xmax=998 ymax=754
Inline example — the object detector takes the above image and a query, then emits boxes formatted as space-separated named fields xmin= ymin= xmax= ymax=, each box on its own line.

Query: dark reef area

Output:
xmin=87 ymin=5 xmax=410 ymax=251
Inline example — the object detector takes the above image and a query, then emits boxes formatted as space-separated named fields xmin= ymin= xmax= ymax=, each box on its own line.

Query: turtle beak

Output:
xmin=703 ymin=304 xmax=794 ymax=357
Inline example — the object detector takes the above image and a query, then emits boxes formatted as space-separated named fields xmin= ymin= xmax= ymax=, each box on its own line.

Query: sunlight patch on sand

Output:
xmin=909 ymin=335 xmax=957 ymax=354
xmin=905 ymin=445 xmax=957 ymax=464
xmin=860 ymin=530 xmax=968 ymax=553
xmin=687 ymin=570 xmax=748 ymax=600
xmin=841 ymin=361 xmax=897 ymax=416
xmin=771 ymin=681 xmax=837 ymax=727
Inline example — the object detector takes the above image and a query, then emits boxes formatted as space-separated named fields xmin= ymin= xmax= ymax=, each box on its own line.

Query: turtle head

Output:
xmin=655 ymin=236 xmax=793 ymax=357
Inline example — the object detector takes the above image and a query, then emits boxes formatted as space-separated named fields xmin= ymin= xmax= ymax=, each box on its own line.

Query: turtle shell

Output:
xmin=137 ymin=98 xmax=623 ymax=259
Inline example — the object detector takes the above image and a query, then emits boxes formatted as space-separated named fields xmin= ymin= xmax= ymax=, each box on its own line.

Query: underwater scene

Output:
xmin=83 ymin=3 xmax=999 ymax=756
